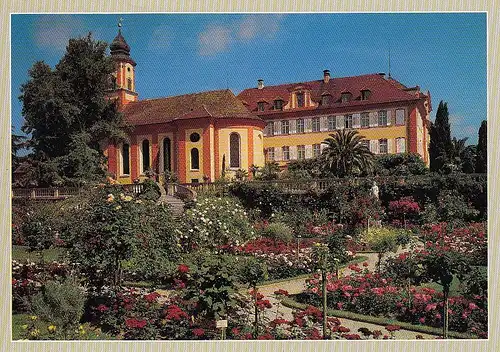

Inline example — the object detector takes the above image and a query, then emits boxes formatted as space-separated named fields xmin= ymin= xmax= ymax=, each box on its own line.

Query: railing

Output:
xmin=165 ymin=183 xmax=197 ymax=202
xmin=122 ymin=183 xmax=144 ymax=194
xmin=12 ymin=187 xmax=81 ymax=199
xmin=181 ymin=173 xmax=487 ymax=196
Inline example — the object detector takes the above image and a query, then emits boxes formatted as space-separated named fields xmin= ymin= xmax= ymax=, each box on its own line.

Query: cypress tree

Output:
xmin=429 ymin=101 xmax=453 ymax=172
xmin=475 ymin=120 xmax=487 ymax=173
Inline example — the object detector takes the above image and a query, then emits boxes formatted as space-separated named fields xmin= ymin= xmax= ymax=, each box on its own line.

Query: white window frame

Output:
xmin=281 ymin=120 xmax=290 ymax=134
xmin=282 ymin=146 xmax=290 ymax=161
xmin=296 ymin=118 xmax=305 ymax=133
xmin=297 ymin=145 xmax=306 ymax=160
xmin=378 ymin=110 xmax=388 ymax=126
xmin=379 ymin=139 xmax=388 ymax=154
xmin=312 ymin=117 xmax=321 ymax=132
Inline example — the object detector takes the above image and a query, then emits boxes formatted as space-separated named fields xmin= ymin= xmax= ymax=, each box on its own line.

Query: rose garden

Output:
xmin=11 ymin=168 xmax=487 ymax=340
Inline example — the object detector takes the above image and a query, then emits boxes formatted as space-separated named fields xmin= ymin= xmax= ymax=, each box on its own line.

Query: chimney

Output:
xmin=323 ymin=69 xmax=330 ymax=83
xmin=257 ymin=79 xmax=264 ymax=89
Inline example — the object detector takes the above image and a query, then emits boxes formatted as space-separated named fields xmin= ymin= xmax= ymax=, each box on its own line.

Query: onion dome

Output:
xmin=110 ymin=29 xmax=136 ymax=66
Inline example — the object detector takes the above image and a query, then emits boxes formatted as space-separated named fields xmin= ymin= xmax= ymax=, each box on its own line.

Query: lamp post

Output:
xmin=296 ymin=235 xmax=301 ymax=262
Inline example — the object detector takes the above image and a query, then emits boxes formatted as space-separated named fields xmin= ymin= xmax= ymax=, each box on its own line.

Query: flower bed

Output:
xmin=298 ymin=265 xmax=487 ymax=337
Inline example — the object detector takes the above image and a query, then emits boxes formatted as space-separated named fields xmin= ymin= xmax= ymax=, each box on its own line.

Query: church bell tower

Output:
xmin=107 ymin=19 xmax=138 ymax=106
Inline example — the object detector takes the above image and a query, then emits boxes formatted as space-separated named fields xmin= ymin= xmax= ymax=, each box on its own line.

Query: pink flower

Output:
xmin=419 ymin=317 xmax=425 ymax=324
xmin=178 ymin=264 xmax=190 ymax=273
xmin=192 ymin=328 xmax=205 ymax=337
xmin=435 ymin=313 xmax=441 ymax=320
xmin=468 ymin=302 xmax=479 ymax=310
xmin=337 ymin=302 xmax=343 ymax=310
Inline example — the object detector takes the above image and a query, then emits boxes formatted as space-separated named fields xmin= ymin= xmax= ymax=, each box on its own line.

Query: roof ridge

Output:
xmin=135 ymin=88 xmax=233 ymax=103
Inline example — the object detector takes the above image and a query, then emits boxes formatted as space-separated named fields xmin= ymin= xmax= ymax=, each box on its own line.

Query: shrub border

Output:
xmin=281 ymin=297 xmax=478 ymax=340
xmin=258 ymin=256 xmax=369 ymax=287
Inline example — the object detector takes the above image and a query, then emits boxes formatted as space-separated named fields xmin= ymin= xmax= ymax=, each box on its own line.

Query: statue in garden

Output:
xmin=371 ymin=181 xmax=379 ymax=199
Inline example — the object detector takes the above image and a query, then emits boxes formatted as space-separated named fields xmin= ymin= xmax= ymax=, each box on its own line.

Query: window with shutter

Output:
xmin=297 ymin=145 xmax=305 ymax=160
xmin=312 ymin=117 xmax=320 ymax=132
xmin=361 ymin=113 xmax=370 ymax=128
xmin=290 ymin=119 xmax=297 ymax=134
xmin=369 ymin=112 xmax=378 ymax=127
xmin=379 ymin=139 xmax=388 ymax=154
xmin=305 ymin=145 xmax=313 ymax=159
xmin=281 ymin=120 xmax=290 ymax=134
xmin=328 ymin=116 xmax=336 ymax=131
xmin=296 ymin=119 xmax=305 ymax=133
xmin=345 ymin=115 xmax=353 ymax=129
xmin=320 ymin=116 xmax=328 ymax=131
xmin=267 ymin=147 xmax=275 ymax=161
xmin=313 ymin=144 xmax=321 ymax=157
xmin=282 ymin=146 xmax=290 ymax=161
xmin=378 ymin=111 xmax=388 ymax=126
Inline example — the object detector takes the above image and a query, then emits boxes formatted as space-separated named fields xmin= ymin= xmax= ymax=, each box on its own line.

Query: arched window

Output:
xmin=229 ymin=133 xmax=241 ymax=168
xmin=141 ymin=139 xmax=150 ymax=173
xmin=122 ymin=143 xmax=130 ymax=175
xmin=127 ymin=77 xmax=132 ymax=90
xmin=163 ymin=138 xmax=171 ymax=172
xmin=191 ymin=148 xmax=199 ymax=170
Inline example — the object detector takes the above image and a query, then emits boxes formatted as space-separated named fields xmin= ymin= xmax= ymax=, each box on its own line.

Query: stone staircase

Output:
xmin=156 ymin=182 xmax=195 ymax=217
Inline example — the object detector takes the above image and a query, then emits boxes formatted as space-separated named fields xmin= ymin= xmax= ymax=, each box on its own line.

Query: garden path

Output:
xmin=256 ymin=249 xmax=439 ymax=340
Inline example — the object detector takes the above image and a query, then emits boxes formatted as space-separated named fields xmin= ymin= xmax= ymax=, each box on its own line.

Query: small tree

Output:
xmin=429 ymin=101 xmax=453 ymax=172
xmin=475 ymin=120 xmax=487 ymax=173
xmin=364 ymin=227 xmax=399 ymax=273
xmin=238 ymin=257 xmax=267 ymax=338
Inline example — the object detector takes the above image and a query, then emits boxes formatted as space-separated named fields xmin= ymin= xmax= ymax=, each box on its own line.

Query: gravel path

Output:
xmin=255 ymin=249 xmax=440 ymax=340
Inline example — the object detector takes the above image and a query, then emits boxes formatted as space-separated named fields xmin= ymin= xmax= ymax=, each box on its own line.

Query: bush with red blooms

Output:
xmin=299 ymin=268 xmax=487 ymax=337
xmin=90 ymin=288 xmax=213 ymax=340
xmin=388 ymin=197 xmax=421 ymax=225
xmin=420 ymin=222 xmax=487 ymax=266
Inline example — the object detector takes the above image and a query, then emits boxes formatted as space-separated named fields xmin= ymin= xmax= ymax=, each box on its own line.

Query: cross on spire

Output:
xmin=118 ymin=17 xmax=124 ymax=28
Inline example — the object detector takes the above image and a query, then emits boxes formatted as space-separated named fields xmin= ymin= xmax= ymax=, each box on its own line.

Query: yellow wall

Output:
xmin=253 ymin=129 xmax=265 ymax=167
xmin=185 ymin=128 xmax=204 ymax=182
xmin=218 ymin=128 xmax=249 ymax=178
xmin=264 ymin=126 xmax=407 ymax=149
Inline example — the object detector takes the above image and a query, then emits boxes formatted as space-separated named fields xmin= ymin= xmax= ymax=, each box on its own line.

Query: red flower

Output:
xmin=231 ymin=327 xmax=240 ymax=336
xmin=125 ymin=318 xmax=147 ymax=329
xmin=362 ymin=262 xmax=369 ymax=267
xmin=192 ymin=328 xmax=205 ymax=337
xmin=165 ymin=304 xmax=189 ymax=321
xmin=144 ymin=292 xmax=160 ymax=303
xmin=96 ymin=304 xmax=109 ymax=312
xmin=385 ymin=325 xmax=401 ymax=332
xmin=343 ymin=334 xmax=361 ymax=340
xmin=339 ymin=326 xmax=350 ymax=333
xmin=274 ymin=289 xmax=289 ymax=296
xmin=178 ymin=264 xmax=190 ymax=273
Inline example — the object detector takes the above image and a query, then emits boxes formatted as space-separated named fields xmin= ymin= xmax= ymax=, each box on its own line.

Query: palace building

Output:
xmin=104 ymin=28 xmax=431 ymax=184
xmin=237 ymin=71 xmax=432 ymax=167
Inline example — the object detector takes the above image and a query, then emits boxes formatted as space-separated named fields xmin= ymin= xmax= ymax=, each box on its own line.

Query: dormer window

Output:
xmin=296 ymin=93 xmax=305 ymax=108
xmin=257 ymin=102 xmax=265 ymax=112
xmin=321 ymin=94 xmax=331 ymax=106
xmin=274 ymin=99 xmax=284 ymax=111
xmin=341 ymin=92 xmax=352 ymax=103
xmin=361 ymin=89 xmax=371 ymax=101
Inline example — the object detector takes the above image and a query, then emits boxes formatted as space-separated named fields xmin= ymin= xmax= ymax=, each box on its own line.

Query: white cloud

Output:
xmin=198 ymin=15 xmax=284 ymax=57
xmin=198 ymin=25 xmax=232 ymax=56
xmin=238 ymin=15 xmax=284 ymax=40
xmin=148 ymin=25 xmax=173 ymax=49
xmin=34 ymin=15 xmax=85 ymax=53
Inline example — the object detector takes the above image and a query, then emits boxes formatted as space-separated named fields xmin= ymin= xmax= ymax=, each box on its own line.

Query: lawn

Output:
xmin=12 ymin=246 xmax=67 ymax=263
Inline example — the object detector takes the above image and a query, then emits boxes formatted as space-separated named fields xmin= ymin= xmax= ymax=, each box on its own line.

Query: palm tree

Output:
xmin=447 ymin=137 xmax=476 ymax=173
xmin=321 ymin=129 xmax=374 ymax=177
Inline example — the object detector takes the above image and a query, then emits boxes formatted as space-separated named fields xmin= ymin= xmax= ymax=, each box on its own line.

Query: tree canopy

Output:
xmin=18 ymin=34 xmax=126 ymax=186
xmin=429 ymin=101 xmax=453 ymax=172
xmin=475 ymin=120 xmax=487 ymax=173
xmin=321 ymin=129 xmax=374 ymax=177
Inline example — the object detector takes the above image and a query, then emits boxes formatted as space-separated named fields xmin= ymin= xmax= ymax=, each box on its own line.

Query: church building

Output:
xmin=104 ymin=29 xmax=265 ymax=184
xmin=104 ymin=27 xmax=431 ymax=185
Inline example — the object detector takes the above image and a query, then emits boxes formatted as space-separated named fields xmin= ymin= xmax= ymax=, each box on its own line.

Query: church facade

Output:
xmin=104 ymin=29 xmax=431 ymax=184
xmin=104 ymin=30 xmax=265 ymax=184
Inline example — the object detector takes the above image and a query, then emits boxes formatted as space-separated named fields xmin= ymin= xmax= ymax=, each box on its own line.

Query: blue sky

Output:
xmin=11 ymin=13 xmax=486 ymax=143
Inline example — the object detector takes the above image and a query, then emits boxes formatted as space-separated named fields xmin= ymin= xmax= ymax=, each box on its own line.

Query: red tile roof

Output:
xmin=237 ymin=73 xmax=428 ymax=115
xmin=123 ymin=89 xmax=261 ymax=126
